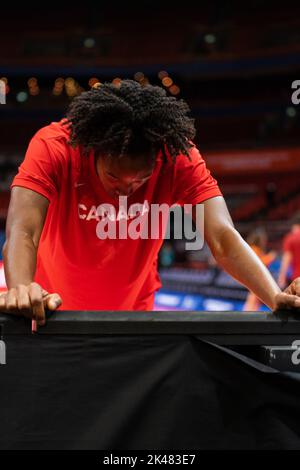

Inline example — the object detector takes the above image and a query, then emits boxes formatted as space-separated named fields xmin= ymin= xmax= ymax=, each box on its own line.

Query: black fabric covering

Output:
xmin=1 ymin=334 xmax=300 ymax=450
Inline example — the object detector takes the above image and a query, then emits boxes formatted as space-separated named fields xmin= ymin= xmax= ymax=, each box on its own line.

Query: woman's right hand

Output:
xmin=0 ymin=282 xmax=62 ymax=326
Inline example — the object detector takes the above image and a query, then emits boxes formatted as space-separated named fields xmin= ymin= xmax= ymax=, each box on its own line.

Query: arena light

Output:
xmin=1 ymin=77 xmax=9 ymax=94
xmin=55 ymin=78 xmax=64 ymax=87
xmin=204 ymin=33 xmax=216 ymax=44
xmin=92 ymin=82 xmax=101 ymax=89
xmin=169 ymin=85 xmax=180 ymax=96
xmin=28 ymin=77 xmax=39 ymax=96
xmin=16 ymin=91 xmax=28 ymax=103
xmin=112 ymin=77 xmax=122 ymax=87
xmin=66 ymin=86 xmax=77 ymax=97
xmin=286 ymin=106 xmax=297 ymax=118
xmin=140 ymin=77 xmax=150 ymax=87
xmin=134 ymin=72 xmax=144 ymax=82
xmin=29 ymin=87 xmax=40 ymax=96
xmin=27 ymin=77 xmax=38 ymax=87
xmin=53 ymin=88 xmax=62 ymax=96
xmin=162 ymin=77 xmax=173 ymax=88
xmin=66 ymin=78 xmax=83 ymax=97
xmin=88 ymin=77 xmax=99 ymax=87
xmin=158 ymin=71 xmax=168 ymax=80
xmin=52 ymin=89 xmax=63 ymax=96
xmin=65 ymin=77 xmax=79 ymax=97
xmin=65 ymin=77 xmax=75 ymax=86
xmin=53 ymin=78 xmax=64 ymax=96
xmin=66 ymin=89 xmax=77 ymax=97
xmin=83 ymin=37 xmax=96 ymax=48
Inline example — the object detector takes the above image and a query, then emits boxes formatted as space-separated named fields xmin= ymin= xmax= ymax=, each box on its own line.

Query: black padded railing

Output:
xmin=0 ymin=310 xmax=299 ymax=345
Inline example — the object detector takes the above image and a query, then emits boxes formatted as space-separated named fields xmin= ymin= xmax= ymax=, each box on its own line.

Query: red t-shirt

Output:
xmin=283 ymin=229 xmax=300 ymax=279
xmin=11 ymin=120 xmax=222 ymax=310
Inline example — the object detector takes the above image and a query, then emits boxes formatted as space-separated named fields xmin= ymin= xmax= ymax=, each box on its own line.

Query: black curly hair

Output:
xmin=65 ymin=79 xmax=196 ymax=165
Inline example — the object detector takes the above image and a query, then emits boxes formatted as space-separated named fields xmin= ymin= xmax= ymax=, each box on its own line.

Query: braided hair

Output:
xmin=65 ymin=79 xmax=196 ymax=164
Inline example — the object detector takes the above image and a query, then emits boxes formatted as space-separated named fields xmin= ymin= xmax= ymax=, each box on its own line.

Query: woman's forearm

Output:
xmin=2 ymin=232 xmax=37 ymax=288
xmin=211 ymin=227 xmax=280 ymax=310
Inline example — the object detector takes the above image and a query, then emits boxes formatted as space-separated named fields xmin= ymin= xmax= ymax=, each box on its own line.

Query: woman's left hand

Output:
xmin=274 ymin=278 xmax=300 ymax=310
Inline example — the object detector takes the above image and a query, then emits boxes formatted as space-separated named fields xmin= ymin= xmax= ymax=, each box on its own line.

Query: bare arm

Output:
xmin=193 ymin=197 xmax=300 ymax=311
xmin=3 ymin=187 xmax=49 ymax=287
xmin=1 ymin=187 xmax=62 ymax=324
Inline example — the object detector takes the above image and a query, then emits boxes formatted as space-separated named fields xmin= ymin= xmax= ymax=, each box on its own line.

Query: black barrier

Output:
xmin=1 ymin=310 xmax=300 ymax=450
xmin=0 ymin=310 xmax=300 ymax=345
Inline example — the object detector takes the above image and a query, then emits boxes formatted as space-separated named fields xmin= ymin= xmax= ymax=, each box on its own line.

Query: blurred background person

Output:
xmin=278 ymin=214 xmax=300 ymax=289
xmin=243 ymin=227 xmax=277 ymax=311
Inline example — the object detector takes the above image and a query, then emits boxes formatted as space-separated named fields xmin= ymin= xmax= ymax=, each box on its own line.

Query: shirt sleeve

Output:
xmin=172 ymin=144 xmax=222 ymax=206
xmin=11 ymin=134 xmax=59 ymax=202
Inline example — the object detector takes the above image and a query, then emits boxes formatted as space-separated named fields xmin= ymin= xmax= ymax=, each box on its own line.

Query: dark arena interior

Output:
xmin=1 ymin=0 xmax=300 ymax=454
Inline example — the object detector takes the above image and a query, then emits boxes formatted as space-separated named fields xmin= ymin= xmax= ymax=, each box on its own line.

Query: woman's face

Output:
xmin=96 ymin=154 xmax=154 ymax=200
